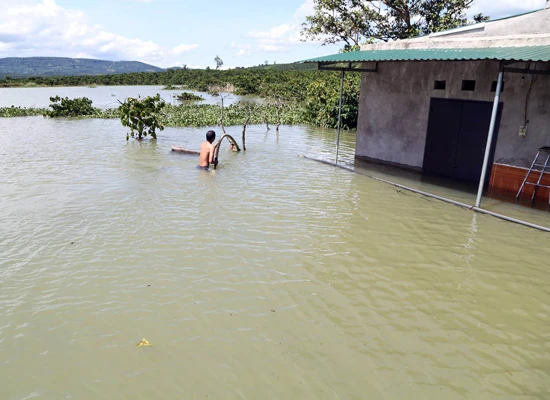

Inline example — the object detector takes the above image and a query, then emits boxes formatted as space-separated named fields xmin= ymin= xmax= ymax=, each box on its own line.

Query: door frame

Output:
xmin=422 ymin=97 xmax=503 ymax=186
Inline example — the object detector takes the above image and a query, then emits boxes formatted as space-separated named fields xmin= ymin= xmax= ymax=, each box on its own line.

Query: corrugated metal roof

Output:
xmin=300 ymin=46 xmax=550 ymax=63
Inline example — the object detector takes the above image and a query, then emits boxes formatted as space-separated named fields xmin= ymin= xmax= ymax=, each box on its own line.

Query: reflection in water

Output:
xmin=0 ymin=117 xmax=549 ymax=399
xmin=463 ymin=214 xmax=478 ymax=295
xmin=451 ymin=214 xmax=479 ymax=300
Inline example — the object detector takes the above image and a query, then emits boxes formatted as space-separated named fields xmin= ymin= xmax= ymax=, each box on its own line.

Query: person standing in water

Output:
xmin=198 ymin=130 xmax=217 ymax=170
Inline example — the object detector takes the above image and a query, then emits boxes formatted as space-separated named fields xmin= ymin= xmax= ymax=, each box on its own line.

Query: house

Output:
xmin=302 ymin=2 xmax=550 ymax=204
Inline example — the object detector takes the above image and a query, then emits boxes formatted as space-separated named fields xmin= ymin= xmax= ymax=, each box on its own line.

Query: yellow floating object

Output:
xmin=136 ymin=338 xmax=151 ymax=347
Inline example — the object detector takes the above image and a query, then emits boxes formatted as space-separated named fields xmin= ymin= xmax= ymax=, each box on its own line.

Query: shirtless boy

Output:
xmin=198 ymin=130 xmax=217 ymax=170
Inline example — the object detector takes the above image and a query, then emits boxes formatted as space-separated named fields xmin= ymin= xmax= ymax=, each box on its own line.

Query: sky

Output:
xmin=0 ymin=0 xmax=547 ymax=69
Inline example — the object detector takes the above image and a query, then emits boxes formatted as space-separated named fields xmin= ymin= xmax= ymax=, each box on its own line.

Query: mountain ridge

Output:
xmin=0 ymin=57 xmax=164 ymax=78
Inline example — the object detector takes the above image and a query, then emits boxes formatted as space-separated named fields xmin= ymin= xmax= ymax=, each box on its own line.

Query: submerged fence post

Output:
xmin=335 ymin=70 xmax=345 ymax=164
xmin=475 ymin=69 xmax=504 ymax=208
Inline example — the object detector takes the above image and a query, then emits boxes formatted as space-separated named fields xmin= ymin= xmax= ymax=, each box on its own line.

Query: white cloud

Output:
xmin=173 ymin=43 xmax=199 ymax=55
xmin=246 ymin=0 xmax=325 ymax=54
xmin=250 ymin=24 xmax=295 ymax=40
xmin=73 ymin=52 xmax=98 ymax=59
xmin=0 ymin=0 xmax=199 ymax=67
xmin=258 ymin=44 xmax=289 ymax=53
xmin=293 ymin=0 xmax=315 ymax=19
xmin=249 ymin=24 xmax=302 ymax=53
xmin=231 ymin=42 xmax=252 ymax=57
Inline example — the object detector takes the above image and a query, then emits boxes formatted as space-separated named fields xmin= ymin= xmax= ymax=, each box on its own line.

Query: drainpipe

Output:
xmin=475 ymin=69 xmax=504 ymax=208
xmin=335 ymin=70 xmax=345 ymax=164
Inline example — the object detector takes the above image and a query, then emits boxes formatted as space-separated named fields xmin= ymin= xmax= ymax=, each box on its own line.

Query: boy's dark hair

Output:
xmin=206 ymin=130 xmax=216 ymax=143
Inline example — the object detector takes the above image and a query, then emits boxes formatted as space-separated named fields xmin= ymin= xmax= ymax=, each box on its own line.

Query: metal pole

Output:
xmin=335 ymin=70 xmax=345 ymax=164
xmin=475 ymin=70 xmax=504 ymax=208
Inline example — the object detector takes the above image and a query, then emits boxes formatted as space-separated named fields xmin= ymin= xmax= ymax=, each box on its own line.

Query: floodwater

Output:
xmin=352 ymin=160 xmax=550 ymax=230
xmin=1 ymin=116 xmax=549 ymax=400
xmin=0 ymin=85 xmax=251 ymax=109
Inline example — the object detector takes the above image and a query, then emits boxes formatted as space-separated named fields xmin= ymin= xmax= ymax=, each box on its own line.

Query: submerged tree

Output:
xmin=241 ymin=101 xmax=253 ymax=150
xmin=301 ymin=0 xmax=489 ymax=50
xmin=119 ymin=94 xmax=165 ymax=141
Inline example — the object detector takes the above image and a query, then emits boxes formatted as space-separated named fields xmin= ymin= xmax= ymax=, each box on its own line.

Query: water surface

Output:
xmin=0 ymin=117 xmax=549 ymax=399
xmin=0 ymin=85 xmax=251 ymax=109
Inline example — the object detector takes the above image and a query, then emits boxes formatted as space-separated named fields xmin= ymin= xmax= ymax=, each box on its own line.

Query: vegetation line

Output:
xmin=0 ymin=102 xmax=326 ymax=128
xmin=0 ymin=66 xmax=360 ymax=129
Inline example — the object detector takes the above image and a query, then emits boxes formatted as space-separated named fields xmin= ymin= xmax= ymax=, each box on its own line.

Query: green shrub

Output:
xmin=161 ymin=102 xmax=306 ymax=127
xmin=0 ymin=106 xmax=47 ymax=117
xmin=119 ymin=94 xmax=165 ymax=141
xmin=175 ymin=92 xmax=204 ymax=101
xmin=45 ymin=96 xmax=99 ymax=117
xmin=304 ymin=74 xmax=360 ymax=129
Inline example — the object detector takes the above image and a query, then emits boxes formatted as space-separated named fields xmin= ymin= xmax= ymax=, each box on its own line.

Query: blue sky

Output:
xmin=0 ymin=0 xmax=547 ymax=69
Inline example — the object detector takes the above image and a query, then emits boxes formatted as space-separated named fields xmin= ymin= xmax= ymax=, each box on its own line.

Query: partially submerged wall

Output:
xmin=356 ymin=60 xmax=550 ymax=169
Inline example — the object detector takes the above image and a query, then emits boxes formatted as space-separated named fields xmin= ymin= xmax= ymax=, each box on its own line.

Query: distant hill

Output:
xmin=0 ymin=57 xmax=164 ymax=78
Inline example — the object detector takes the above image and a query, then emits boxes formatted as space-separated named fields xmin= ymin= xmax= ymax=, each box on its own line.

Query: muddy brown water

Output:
xmin=0 ymin=117 xmax=549 ymax=399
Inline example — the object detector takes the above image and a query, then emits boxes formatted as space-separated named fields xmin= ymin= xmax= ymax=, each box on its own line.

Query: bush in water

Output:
xmin=45 ymin=96 xmax=100 ymax=117
xmin=1 ymin=102 xmax=309 ymax=127
xmin=161 ymin=102 xmax=306 ymax=127
xmin=119 ymin=94 xmax=165 ymax=141
xmin=175 ymin=92 xmax=204 ymax=101
xmin=0 ymin=106 xmax=47 ymax=117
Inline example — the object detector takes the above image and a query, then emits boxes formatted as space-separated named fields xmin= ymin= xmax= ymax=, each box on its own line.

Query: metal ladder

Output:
xmin=516 ymin=146 xmax=550 ymax=205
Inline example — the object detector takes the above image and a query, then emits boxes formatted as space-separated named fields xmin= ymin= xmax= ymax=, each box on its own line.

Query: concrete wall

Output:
xmin=356 ymin=60 xmax=550 ymax=169
xmin=441 ymin=7 xmax=550 ymax=39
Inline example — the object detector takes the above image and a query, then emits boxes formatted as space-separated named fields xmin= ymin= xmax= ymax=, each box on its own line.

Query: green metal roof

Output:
xmin=300 ymin=45 xmax=550 ymax=64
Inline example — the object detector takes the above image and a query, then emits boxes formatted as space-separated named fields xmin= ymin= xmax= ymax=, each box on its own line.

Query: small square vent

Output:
xmin=461 ymin=80 xmax=476 ymax=91
xmin=434 ymin=80 xmax=446 ymax=90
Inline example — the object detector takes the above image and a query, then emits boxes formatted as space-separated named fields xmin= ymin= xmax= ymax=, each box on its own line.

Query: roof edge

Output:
xmin=298 ymin=45 xmax=550 ymax=64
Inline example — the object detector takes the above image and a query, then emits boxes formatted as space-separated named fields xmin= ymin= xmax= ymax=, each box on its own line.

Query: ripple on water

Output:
xmin=0 ymin=117 xmax=549 ymax=399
